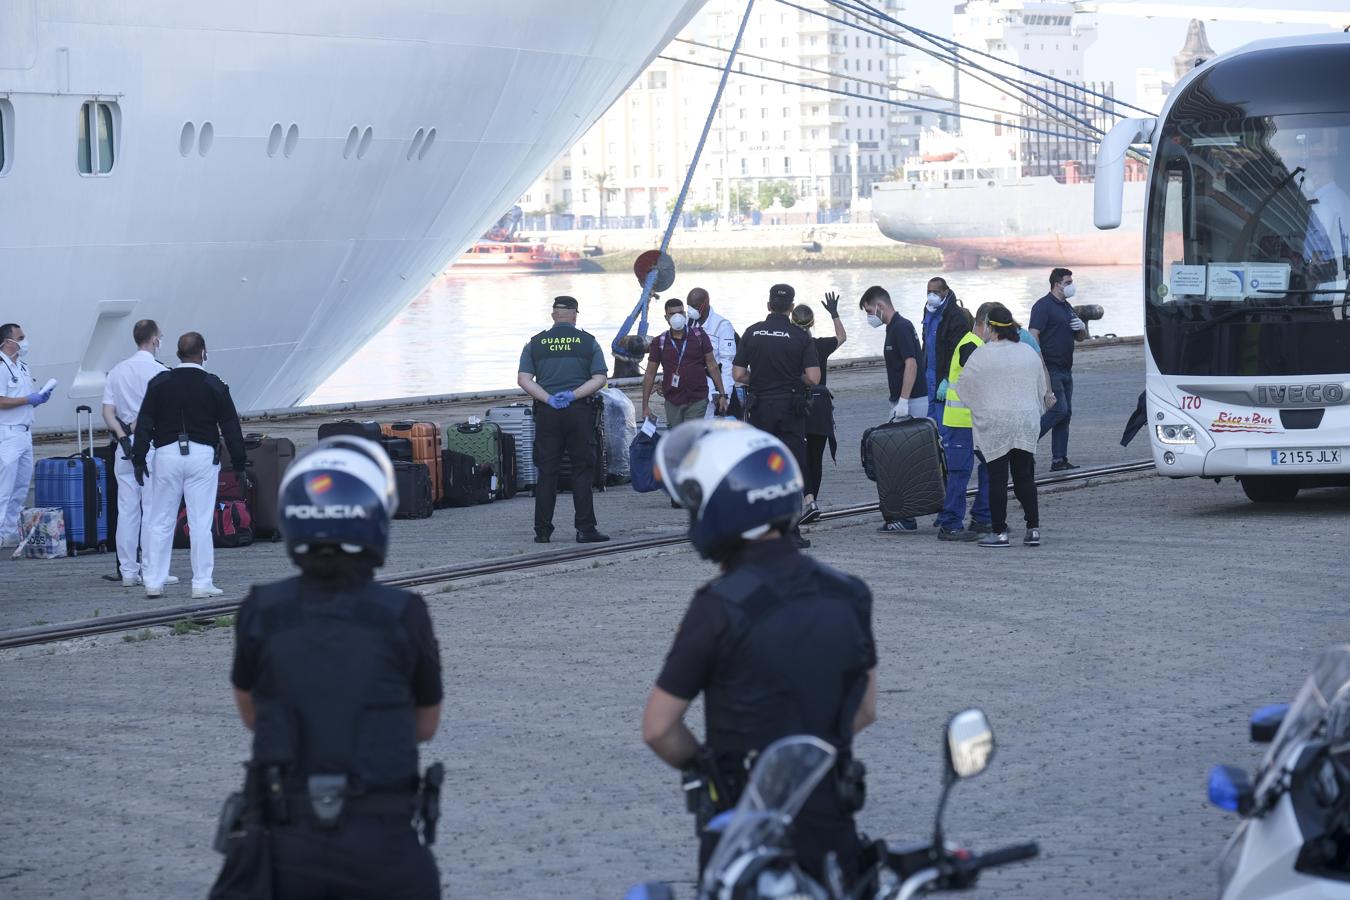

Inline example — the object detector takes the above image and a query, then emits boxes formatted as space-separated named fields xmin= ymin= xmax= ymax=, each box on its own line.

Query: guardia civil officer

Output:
xmin=730 ymin=283 xmax=819 ymax=546
xmin=0 ymin=323 xmax=51 ymax=548
xmin=213 ymin=436 xmax=443 ymax=900
xmin=641 ymin=420 xmax=878 ymax=886
xmin=101 ymin=319 xmax=170 ymax=585
xmin=516 ymin=295 xmax=610 ymax=544
xmin=131 ymin=332 xmax=246 ymax=599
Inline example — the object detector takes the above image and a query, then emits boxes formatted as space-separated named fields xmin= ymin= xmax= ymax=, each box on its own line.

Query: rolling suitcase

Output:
xmin=242 ymin=433 xmax=295 ymax=539
xmin=485 ymin=404 xmax=537 ymax=493
xmin=441 ymin=450 xmax=492 ymax=507
xmin=34 ymin=405 xmax=108 ymax=555
xmin=317 ymin=420 xmax=383 ymax=443
xmin=444 ymin=420 xmax=505 ymax=494
xmin=860 ymin=416 xmax=947 ymax=520
xmin=497 ymin=433 xmax=518 ymax=500
xmin=92 ymin=439 xmax=120 ymax=552
xmin=381 ymin=437 xmax=414 ymax=463
xmin=392 ymin=460 xmax=434 ymax=519
xmin=382 ymin=422 xmax=443 ymax=506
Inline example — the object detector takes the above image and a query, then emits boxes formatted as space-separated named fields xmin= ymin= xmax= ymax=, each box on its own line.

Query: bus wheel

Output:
xmin=1239 ymin=476 xmax=1300 ymax=503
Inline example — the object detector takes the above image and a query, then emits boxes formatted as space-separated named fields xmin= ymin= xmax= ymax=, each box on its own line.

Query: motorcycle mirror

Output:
xmin=945 ymin=708 xmax=996 ymax=781
xmin=1208 ymin=765 xmax=1254 ymax=815
xmin=1249 ymin=703 xmax=1290 ymax=744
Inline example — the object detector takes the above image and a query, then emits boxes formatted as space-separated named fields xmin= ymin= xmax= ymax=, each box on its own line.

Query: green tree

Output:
xmin=756 ymin=180 xmax=797 ymax=210
xmin=549 ymin=200 xmax=569 ymax=216
xmin=592 ymin=172 xmax=617 ymax=227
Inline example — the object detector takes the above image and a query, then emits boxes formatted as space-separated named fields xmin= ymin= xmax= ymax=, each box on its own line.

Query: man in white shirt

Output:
xmin=102 ymin=319 xmax=171 ymax=586
xmin=0 ymin=323 xmax=52 ymax=547
xmin=685 ymin=288 xmax=737 ymax=419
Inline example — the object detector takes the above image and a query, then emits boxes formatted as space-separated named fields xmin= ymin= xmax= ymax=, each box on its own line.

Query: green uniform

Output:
xmin=518 ymin=324 xmax=606 ymax=394
xmin=941 ymin=331 xmax=983 ymax=429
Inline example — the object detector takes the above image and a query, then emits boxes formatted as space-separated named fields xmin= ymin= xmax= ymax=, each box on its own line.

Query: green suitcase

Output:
xmin=444 ymin=420 xmax=505 ymax=486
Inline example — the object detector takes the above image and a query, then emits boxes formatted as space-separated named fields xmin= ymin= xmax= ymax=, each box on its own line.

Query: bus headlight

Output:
xmin=1156 ymin=424 xmax=1197 ymax=445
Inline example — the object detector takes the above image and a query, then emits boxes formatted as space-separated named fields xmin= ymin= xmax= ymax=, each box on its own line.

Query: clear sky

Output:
xmin=893 ymin=0 xmax=1344 ymax=109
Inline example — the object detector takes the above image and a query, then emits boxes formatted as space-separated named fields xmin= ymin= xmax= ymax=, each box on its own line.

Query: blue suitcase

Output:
xmin=34 ymin=405 xmax=109 ymax=555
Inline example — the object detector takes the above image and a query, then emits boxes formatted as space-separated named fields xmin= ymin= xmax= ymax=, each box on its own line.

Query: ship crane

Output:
xmin=1073 ymin=2 xmax=1350 ymax=30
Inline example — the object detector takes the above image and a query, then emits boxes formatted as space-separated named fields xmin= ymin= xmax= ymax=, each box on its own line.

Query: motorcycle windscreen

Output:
xmin=1259 ymin=644 xmax=1350 ymax=796
xmin=700 ymin=735 xmax=837 ymax=894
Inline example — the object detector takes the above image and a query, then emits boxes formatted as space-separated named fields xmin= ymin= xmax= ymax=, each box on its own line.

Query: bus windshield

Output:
xmin=1144 ymin=113 xmax=1350 ymax=377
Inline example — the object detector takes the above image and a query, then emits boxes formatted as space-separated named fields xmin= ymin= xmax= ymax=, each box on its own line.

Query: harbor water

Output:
xmin=307 ymin=264 xmax=1144 ymax=405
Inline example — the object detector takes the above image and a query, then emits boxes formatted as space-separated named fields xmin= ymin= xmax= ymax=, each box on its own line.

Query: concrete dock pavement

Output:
xmin=3 ymin=340 xmax=1148 ymax=631
xmin=0 ymin=459 xmax=1347 ymax=898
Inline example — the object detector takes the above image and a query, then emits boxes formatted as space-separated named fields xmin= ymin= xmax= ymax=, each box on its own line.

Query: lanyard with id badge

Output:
xmin=669 ymin=336 xmax=689 ymax=390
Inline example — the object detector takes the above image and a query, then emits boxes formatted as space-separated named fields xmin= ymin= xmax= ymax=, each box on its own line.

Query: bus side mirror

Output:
xmin=1094 ymin=117 xmax=1156 ymax=230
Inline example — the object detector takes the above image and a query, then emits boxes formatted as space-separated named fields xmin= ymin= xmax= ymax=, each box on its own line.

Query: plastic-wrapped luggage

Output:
xmin=599 ymin=388 xmax=637 ymax=484
xmin=34 ymin=405 xmax=108 ymax=554
xmin=861 ymin=416 xmax=947 ymax=519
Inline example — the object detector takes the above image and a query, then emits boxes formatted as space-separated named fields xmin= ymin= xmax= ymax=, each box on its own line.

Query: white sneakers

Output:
xmin=191 ymin=584 xmax=224 ymax=599
xmin=128 ymin=574 xmax=179 ymax=587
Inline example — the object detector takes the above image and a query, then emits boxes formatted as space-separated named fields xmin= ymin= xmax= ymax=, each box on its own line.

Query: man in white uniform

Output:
xmin=685 ymin=288 xmax=737 ymax=419
xmin=101 ymin=319 xmax=172 ymax=585
xmin=132 ymin=332 xmax=247 ymax=599
xmin=0 ymin=323 xmax=52 ymax=547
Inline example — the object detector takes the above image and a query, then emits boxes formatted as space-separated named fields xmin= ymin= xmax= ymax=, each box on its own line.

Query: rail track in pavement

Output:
xmin=0 ymin=459 xmax=1154 ymax=650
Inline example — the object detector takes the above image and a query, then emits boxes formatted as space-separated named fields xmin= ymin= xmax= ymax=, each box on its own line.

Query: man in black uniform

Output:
xmin=641 ymin=421 xmax=878 ymax=887
xmin=131 ymin=332 xmax=247 ymax=600
xmin=516 ymin=296 xmax=610 ymax=544
xmin=213 ymin=436 xmax=443 ymax=900
xmin=731 ymin=283 xmax=820 ymax=546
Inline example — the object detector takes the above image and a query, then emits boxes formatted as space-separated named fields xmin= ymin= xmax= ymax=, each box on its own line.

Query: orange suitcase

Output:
xmin=381 ymin=421 xmax=444 ymax=506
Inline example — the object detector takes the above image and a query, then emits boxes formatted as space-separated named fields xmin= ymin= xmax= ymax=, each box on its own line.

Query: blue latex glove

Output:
xmin=26 ymin=391 xmax=51 ymax=407
xmin=936 ymin=379 xmax=949 ymax=401
xmin=547 ymin=390 xmax=575 ymax=410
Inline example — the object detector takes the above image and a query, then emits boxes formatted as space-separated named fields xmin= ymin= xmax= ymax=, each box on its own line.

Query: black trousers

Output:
xmin=746 ymin=395 xmax=809 ymax=489
xmin=805 ymin=433 xmax=829 ymax=499
xmin=983 ymin=448 xmax=1039 ymax=533
xmin=532 ymin=400 xmax=597 ymax=534
xmin=269 ymin=817 xmax=440 ymax=900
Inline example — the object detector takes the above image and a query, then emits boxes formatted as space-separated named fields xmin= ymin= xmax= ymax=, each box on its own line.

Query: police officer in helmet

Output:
xmin=215 ymin=436 xmax=444 ymax=900
xmin=640 ymin=421 xmax=879 ymax=886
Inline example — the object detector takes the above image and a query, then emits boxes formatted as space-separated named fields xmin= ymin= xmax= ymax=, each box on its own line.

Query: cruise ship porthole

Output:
xmin=198 ymin=121 xmax=214 ymax=157
xmin=178 ymin=122 xmax=195 ymax=158
xmin=78 ymin=101 xmax=118 ymax=175
xmin=418 ymin=127 xmax=437 ymax=161
xmin=284 ymin=123 xmax=299 ymax=158
xmin=267 ymin=123 xmax=283 ymax=158
xmin=342 ymin=126 xmax=360 ymax=159
xmin=356 ymin=126 xmax=373 ymax=160
xmin=0 ymin=100 xmax=10 ymax=175
xmin=406 ymin=127 xmax=426 ymax=161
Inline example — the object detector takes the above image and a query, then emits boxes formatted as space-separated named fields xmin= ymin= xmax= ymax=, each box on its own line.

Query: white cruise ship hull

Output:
xmin=872 ymin=175 xmax=1147 ymax=268
xmin=0 ymin=1 xmax=706 ymax=429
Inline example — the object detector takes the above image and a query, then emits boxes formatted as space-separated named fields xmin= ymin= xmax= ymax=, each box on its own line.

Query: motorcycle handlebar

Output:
xmin=971 ymin=842 xmax=1040 ymax=870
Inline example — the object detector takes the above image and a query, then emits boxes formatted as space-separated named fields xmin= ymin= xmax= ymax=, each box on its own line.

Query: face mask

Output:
xmin=867 ymin=313 xmax=884 ymax=329
xmin=686 ymin=307 xmax=701 ymax=322
xmin=16 ymin=338 xmax=29 ymax=358
xmin=669 ymin=314 xmax=687 ymax=332
xmin=1062 ymin=283 xmax=1076 ymax=299
xmin=926 ymin=292 xmax=944 ymax=311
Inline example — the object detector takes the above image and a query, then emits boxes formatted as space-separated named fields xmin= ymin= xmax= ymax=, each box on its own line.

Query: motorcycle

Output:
xmin=1208 ymin=644 xmax=1350 ymax=898
xmin=626 ymin=708 xmax=1039 ymax=899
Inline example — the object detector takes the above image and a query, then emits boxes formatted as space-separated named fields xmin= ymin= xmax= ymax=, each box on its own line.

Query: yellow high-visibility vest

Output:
xmin=941 ymin=331 xmax=984 ymax=429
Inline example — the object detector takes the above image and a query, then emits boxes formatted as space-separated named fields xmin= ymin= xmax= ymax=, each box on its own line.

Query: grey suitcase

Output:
xmin=486 ymin=404 xmax=537 ymax=490
xmin=860 ymin=416 xmax=947 ymax=519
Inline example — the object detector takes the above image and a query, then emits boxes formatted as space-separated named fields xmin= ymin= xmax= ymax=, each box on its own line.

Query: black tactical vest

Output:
xmin=244 ymin=577 xmax=421 ymax=790
xmin=703 ymin=556 xmax=872 ymax=758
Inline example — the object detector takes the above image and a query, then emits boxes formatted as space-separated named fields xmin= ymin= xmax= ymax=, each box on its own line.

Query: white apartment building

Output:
xmin=518 ymin=0 xmax=906 ymax=225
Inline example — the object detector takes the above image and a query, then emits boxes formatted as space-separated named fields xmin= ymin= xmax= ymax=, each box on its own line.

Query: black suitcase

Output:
xmin=318 ymin=419 xmax=383 ymax=443
xmin=442 ymin=450 xmax=483 ymax=508
xmin=392 ymin=461 xmax=434 ymax=519
xmin=381 ymin=437 xmax=414 ymax=462
xmin=861 ymin=416 xmax=947 ymax=519
xmin=497 ymin=434 xmax=518 ymax=500
xmin=558 ymin=398 xmax=607 ymax=493
xmin=92 ymin=439 xmax=120 ymax=552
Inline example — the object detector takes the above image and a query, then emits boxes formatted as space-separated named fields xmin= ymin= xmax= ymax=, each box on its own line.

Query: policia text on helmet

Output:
xmin=209 ymin=436 xmax=447 ymax=900
xmin=642 ymin=421 xmax=880 ymax=888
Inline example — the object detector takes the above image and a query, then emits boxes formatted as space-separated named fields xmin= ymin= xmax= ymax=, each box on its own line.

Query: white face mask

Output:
xmin=866 ymin=313 xmax=884 ymax=329
xmin=1062 ymin=283 xmax=1076 ymax=299
xmin=925 ymin=292 xmax=944 ymax=311
xmin=686 ymin=307 xmax=701 ymax=322
xmin=669 ymin=314 xmax=687 ymax=332
xmin=7 ymin=337 xmax=29 ymax=358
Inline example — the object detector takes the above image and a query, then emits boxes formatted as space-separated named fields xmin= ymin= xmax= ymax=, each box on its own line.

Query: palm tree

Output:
xmin=592 ymin=171 xmax=616 ymax=227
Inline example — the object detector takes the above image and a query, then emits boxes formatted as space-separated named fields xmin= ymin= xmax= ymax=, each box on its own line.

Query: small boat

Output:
xmin=450 ymin=241 xmax=582 ymax=274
